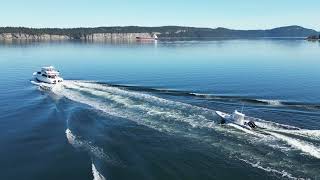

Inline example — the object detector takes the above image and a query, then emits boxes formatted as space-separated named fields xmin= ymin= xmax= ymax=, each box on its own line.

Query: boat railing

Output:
xmin=245 ymin=116 xmax=262 ymax=122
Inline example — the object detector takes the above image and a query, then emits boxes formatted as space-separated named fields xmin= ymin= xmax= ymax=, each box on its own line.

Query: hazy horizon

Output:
xmin=1 ymin=0 xmax=319 ymax=31
xmin=0 ymin=25 xmax=319 ymax=32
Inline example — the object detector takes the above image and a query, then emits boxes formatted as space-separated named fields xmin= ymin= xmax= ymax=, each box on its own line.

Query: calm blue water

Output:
xmin=0 ymin=39 xmax=320 ymax=180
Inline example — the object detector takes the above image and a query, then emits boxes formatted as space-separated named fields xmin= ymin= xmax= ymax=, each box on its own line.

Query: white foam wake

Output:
xmin=66 ymin=129 xmax=109 ymax=180
xmin=253 ymin=118 xmax=300 ymax=130
xmin=258 ymin=99 xmax=282 ymax=106
xmin=55 ymin=81 xmax=216 ymax=131
xmin=65 ymin=129 xmax=117 ymax=164
xmin=92 ymin=163 xmax=106 ymax=180
xmin=238 ymin=158 xmax=303 ymax=180
xmin=227 ymin=123 xmax=265 ymax=137
xmin=267 ymin=131 xmax=320 ymax=159
xmin=59 ymin=81 xmax=320 ymax=163
xmin=69 ymin=81 xmax=212 ymax=112
xmin=61 ymin=81 xmax=320 ymax=142
xmin=254 ymin=120 xmax=320 ymax=141
xmin=270 ymin=129 xmax=320 ymax=141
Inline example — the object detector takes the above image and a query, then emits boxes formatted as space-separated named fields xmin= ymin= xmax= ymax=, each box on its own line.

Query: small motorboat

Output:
xmin=33 ymin=66 xmax=63 ymax=84
xmin=216 ymin=110 xmax=257 ymax=130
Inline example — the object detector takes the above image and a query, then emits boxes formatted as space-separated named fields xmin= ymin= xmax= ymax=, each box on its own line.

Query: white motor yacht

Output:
xmin=33 ymin=66 xmax=63 ymax=84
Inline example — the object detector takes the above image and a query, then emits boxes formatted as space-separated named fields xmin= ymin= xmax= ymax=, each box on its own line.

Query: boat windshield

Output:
xmin=42 ymin=66 xmax=56 ymax=72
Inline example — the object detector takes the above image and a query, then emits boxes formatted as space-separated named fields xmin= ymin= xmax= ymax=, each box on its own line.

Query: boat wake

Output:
xmin=66 ymin=128 xmax=122 ymax=180
xmin=84 ymin=82 xmax=320 ymax=110
xmin=266 ymin=131 xmax=320 ymax=159
xmin=92 ymin=162 xmax=106 ymax=180
xmin=65 ymin=128 xmax=120 ymax=164
xmin=189 ymin=93 xmax=284 ymax=105
xmin=190 ymin=93 xmax=320 ymax=110
xmin=238 ymin=158 xmax=299 ymax=180
xmin=226 ymin=123 xmax=264 ymax=137
xmin=52 ymin=80 xmax=319 ymax=179
xmin=54 ymin=81 xmax=216 ymax=132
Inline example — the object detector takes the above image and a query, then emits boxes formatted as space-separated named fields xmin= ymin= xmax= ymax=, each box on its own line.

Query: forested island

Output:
xmin=0 ymin=25 xmax=318 ymax=41
xmin=307 ymin=34 xmax=320 ymax=41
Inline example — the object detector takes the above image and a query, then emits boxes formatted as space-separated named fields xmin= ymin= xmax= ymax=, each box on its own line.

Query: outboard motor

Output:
xmin=220 ymin=118 xmax=226 ymax=124
xmin=247 ymin=121 xmax=257 ymax=129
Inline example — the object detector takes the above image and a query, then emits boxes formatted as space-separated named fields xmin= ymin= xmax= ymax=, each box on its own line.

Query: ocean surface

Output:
xmin=0 ymin=39 xmax=320 ymax=180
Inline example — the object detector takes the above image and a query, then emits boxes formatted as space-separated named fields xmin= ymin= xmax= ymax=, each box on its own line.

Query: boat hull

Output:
xmin=34 ymin=73 xmax=63 ymax=84
xmin=215 ymin=111 xmax=256 ymax=130
xmin=30 ymin=80 xmax=55 ymax=90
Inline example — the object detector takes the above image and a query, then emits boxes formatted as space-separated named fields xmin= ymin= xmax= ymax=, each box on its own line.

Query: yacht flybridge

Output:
xmin=33 ymin=66 xmax=63 ymax=84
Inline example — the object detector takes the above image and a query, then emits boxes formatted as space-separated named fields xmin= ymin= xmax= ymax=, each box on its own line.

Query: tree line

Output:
xmin=0 ymin=26 xmax=318 ymax=38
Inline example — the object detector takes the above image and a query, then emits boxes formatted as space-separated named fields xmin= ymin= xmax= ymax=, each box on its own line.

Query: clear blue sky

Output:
xmin=1 ymin=0 xmax=319 ymax=30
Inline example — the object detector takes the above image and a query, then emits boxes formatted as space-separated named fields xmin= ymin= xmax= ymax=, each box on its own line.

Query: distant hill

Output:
xmin=0 ymin=25 xmax=318 ymax=40
xmin=155 ymin=25 xmax=318 ymax=38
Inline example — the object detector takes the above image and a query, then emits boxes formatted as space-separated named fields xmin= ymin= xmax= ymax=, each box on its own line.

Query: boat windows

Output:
xmin=42 ymin=74 xmax=47 ymax=77
xmin=37 ymin=72 xmax=41 ymax=74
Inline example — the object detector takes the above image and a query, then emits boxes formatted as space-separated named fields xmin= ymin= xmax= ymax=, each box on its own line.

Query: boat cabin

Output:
xmin=41 ymin=66 xmax=60 ymax=76
xmin=231 ymin=110 xmax=245 ymax=122
xmin=33 ymin=66 xmax=63 ymax=84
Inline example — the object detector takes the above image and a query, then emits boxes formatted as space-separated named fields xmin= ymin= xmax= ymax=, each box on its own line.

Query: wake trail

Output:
xmin=238 ymin=158 xmax=304 ymax=180
xmin=268 ymin=129 xmax=320 ymax=141
xmin=60 ymin=81 xmax=320 ymax=148
xmin=266 ymin=131 xmax=320 ymax=159
xmin=57 ymin=81 xmax=216 ymax=130
xmin=227 ymin=123 xmax=265 ymax=137
xmin=92 ymin=162 xmax=106 ymax=180
xmin=230 ymin=118 xmax=320 ymax=159
xmin=71 ymin=81 xmax=212 ymax=112
xmin=66 ymin=128 xmax=121 ymax=165
xmin=255 ymin=120 xmax=320 ymax=141
xmin=55 ymin=81 xmax=320 ymax=177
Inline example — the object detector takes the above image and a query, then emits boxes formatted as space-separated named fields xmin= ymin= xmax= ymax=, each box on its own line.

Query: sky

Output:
xmin=0 ymin=0 xmax=319 ymax=30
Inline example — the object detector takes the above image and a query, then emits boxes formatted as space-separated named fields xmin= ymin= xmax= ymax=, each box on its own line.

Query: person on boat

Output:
xmin=247 ymin=121 xmax=257 ymax=129
xmin=220 ymin=118 xmax=226 ymax=124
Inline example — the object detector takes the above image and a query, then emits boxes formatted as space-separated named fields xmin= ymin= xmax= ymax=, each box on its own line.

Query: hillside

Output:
xmin=0 ymin=25 xmax=318 ymax=40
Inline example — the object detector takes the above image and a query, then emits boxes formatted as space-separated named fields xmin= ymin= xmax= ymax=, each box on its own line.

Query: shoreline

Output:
xmin=0 ymin=32 xmax=153 ymax=41
xmin=0 ymin=25 xmax=318 ymax=41
xmin=0 ymin=35 xmax=308 ymax=42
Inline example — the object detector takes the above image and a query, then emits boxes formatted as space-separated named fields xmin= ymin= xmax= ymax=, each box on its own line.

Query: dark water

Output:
xmin=0 ymin=39 xmax=320 ymax=180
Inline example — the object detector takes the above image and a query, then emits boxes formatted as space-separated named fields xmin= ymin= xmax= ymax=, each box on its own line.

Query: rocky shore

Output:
xmin=0 ymin=32 xmax=152 ymax=41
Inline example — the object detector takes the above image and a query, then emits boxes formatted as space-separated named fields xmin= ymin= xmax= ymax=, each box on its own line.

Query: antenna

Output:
xmin=241 ymin=103 xmax=244 ymax=113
